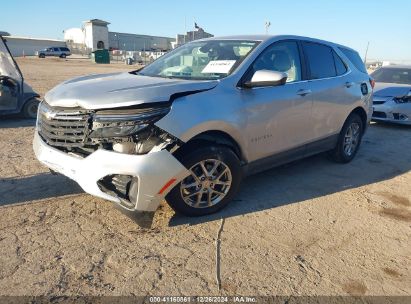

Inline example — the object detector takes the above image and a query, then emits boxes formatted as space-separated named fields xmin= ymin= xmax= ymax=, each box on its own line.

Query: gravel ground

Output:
xmin=0 ymin=57 xmax=410 ymax=297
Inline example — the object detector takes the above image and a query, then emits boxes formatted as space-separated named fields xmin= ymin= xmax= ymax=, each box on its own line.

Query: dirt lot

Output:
xmin=0 ymin=57 xmax=410 ymax=297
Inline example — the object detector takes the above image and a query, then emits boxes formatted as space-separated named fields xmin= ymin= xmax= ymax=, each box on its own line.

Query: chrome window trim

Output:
xmin=236 ymin=38 xmax=354 ymax=90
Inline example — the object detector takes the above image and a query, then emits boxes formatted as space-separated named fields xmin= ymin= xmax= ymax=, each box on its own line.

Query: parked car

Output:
xmin=33 ymin=35 xmax=373 ymax=216
xmin=0 ymin=35 xmax=40 ymax=118
xmin=36 ymin=46 xmax=71 ymax=58
xmin=370 ymin=65 xmax=411 ymax=125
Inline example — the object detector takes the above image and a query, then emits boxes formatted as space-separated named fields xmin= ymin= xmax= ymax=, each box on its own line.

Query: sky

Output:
xmin=2 ymin=0 xmax=411 ymax=62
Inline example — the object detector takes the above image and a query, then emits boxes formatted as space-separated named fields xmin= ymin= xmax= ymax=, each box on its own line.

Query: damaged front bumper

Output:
xmin=372 ymin=99 xmax=411 ymax=125
xmin=33 ymin=132 xmax=189 ymax=211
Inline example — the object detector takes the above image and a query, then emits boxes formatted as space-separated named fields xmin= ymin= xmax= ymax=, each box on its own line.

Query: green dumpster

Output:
xmin=91 ymin=49 xmax=110 ymax=64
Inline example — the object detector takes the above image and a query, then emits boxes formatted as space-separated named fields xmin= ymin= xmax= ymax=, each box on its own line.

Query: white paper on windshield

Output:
xmin=201 ymin=60 xmax=236 ymax=74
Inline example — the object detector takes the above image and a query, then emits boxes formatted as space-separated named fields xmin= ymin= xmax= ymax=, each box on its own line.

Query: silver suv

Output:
xmin=33 ymin=35 xmax=373 ymax=216
xmin=36 ymin=47 xmax=71 ymax=58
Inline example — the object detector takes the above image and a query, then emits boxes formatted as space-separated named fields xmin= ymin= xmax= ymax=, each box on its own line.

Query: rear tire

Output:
xmin=166 ymin=145 xmax=242 ymax=216
xmin=60 ymin=54 xmax=66 ymax=59
xmin=22 ymin=98 xmax=39 ymax=119
xmin=329 ymin=113 xmax=363 ymax=163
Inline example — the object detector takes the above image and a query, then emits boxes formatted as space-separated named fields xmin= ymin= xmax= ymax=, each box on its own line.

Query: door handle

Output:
xmin=345 ymin=81 xmax=354 ymax=88
xmin=297 ymin=89 xmax=312 ymax=96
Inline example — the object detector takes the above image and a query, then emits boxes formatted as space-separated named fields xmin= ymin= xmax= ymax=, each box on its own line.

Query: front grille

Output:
xmin=372 ymin=111 xmax=387 ymax=118
xmin=37 ymin=102 xmax=91 ymax=149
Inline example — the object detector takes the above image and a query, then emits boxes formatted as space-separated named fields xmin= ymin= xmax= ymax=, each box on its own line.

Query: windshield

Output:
xmin=0 ymin=37 xmax=22 ymax=81
xmin=371 ymin=68 xmax=411 ymax=85
xmin=139 ymin=40 xmax=259 ymax=80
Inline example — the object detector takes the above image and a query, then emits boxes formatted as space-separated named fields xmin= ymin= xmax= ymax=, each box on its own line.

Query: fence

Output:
xmin=109 ymin=50 xmax=167 ymax=65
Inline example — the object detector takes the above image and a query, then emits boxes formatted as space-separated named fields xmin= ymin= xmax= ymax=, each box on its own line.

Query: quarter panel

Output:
xmin=309 ymin=72 xmax=370 ymax=139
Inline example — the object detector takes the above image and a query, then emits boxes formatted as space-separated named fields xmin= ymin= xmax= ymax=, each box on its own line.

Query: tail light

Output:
xmin=369 ymin=78 xmax=375 ymax=89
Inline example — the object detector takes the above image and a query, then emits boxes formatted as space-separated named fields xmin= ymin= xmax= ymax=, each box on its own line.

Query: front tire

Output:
xmin=60 ymin=54 xmax=66 ymax=58
xmin=329 ymin=113 xmax=364 ymax=163
xmin=166 ymin=145 xmax=242 ymax=216
xmin=22 ymin=98 xmax=39 ymax=119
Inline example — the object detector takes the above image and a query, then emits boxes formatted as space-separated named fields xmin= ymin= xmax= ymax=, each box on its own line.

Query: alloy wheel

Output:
xmin=180 ymin=159 xmax=232 ymax=208
xmin=343 ymin=122 xmax=360 ymax=156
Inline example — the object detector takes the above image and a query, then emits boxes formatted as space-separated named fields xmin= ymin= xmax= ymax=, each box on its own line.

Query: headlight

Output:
xmin=393 ymin=91 xmax=411 ymax=104
xmin=89 ymin=106 xmax=170 ymax=138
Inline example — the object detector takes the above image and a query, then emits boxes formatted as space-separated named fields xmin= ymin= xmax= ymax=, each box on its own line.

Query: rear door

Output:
xmin=0 ymin=36 xmax=23 ymax=111
xmin=301 ymin=41 xmax=359 ymax=141
xmin=53 ymin=47 xmax=60 ymax=56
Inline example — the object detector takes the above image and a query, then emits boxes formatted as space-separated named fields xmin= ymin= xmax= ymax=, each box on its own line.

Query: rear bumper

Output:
xmin=33 ymin=132 xmax=189 ymax=211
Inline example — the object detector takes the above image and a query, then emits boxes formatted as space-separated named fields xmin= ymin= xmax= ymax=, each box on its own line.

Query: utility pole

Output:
xmin=143 ymin=41 xmax=146 ymax=65
xmin=364 ymin=41 xmax=370 ymax=63
xmin=265 ymin=21 xmax=271 ymax=35
xmin=184 ymin=16 xmax=187 ymax=44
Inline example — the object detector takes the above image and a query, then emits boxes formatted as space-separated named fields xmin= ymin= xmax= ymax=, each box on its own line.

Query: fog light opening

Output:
xmin=97 ymin=174 xmax=138 ymax=209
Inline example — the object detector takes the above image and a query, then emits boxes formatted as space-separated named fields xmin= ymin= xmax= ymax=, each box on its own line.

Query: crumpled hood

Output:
xmin=44 ymin=72 xmax=218 ymax=109
xmin=374 ymin=82 xmax=411 ymax=98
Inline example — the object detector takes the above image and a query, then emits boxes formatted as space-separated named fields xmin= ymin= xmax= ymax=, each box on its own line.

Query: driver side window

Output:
xmin=251 ymin=41 xmax=302 ymax=83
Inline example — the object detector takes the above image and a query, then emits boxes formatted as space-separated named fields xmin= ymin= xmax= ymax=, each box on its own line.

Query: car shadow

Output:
xmin=167 ymin=124 xmax=411 ymax=227
xmin=0 ymin=117 xmax=36 ymax=128
xmin=372 ymin=120 xmax=411 ymax=130
xmin=0 ymin=172 xmax=82 ymax=206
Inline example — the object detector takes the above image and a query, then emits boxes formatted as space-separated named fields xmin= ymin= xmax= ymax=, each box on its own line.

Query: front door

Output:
xmin=0 ymin=36 xmax=22 ymax=111
xmin=240 ymin=40 xmax=313 ymax=162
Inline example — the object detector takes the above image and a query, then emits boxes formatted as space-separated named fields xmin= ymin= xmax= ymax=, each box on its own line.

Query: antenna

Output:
xmin=364 ymin=41 xmax=370 ymax=63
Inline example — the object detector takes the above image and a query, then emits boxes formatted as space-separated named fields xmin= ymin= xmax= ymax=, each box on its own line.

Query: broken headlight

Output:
xmin=89 ymin=106 xmax=170 ymax=138
xmin=393 ymin=90 xmax=411 ymax=104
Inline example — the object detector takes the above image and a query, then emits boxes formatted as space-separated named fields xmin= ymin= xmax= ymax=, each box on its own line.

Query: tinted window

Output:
xmin=333 ymin=51 xmax=347 ymax=75
xmin=339 ymin=47 xmax=367 ymax=73
xmin=53 ymin=48 xmax=59 ymax=51
xmin=370 ymin=68 xmax=411 ymax=85
xmin=251 ymin=41 xmax=302 ymax=82
xmin=303 ymin=42 xmax=336 ymax=79
xmin=60 ymin=47 xmax=69 ymax=52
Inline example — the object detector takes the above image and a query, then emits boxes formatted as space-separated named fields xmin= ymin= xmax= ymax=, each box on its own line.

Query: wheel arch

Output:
xmin=173 ymin=130 xmax=246 ymax=164
xmin=350 ymin=106 xmax=368 ymax=133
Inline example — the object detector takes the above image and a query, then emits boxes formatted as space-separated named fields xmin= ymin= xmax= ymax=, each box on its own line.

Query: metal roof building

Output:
xmin=64 ymin=19 xmax=175 ymax=54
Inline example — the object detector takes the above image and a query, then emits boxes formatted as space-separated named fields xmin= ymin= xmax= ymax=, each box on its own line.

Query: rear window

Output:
xmin=60 ymin=47 xmax=70 ymax=52
xmin=333 ymin=51 xmax=347 ymax=76
xmin=339 ymin=47 xmax=367 ymax=73
xmin=302 ymin=42 xmax=336 ymax=79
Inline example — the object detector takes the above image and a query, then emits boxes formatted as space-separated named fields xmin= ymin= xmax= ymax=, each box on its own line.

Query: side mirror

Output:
xmin=243 ymin=70 xmax=288 ymax=88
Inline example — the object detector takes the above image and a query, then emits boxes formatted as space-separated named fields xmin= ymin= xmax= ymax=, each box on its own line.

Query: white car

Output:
xmin=371 ymin=65 xmax=411 ymax=125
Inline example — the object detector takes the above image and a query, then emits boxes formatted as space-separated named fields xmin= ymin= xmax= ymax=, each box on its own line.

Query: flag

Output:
xmin=194 ymin=22 xmax=200 ymax=29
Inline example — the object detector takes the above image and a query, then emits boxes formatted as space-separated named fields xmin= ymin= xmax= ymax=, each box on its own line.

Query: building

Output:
xmin=174 ymin=26 xmax=213 ymax=48
xmin=2 ymin=35 xmax=67 ymax=57
xmin=2 ymin=19 xmax=213 ymax=57
xmin=64 ymin=19 xmax=175 ymax=54
xmin=108 ymin=32 xmax=173 ymax=52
